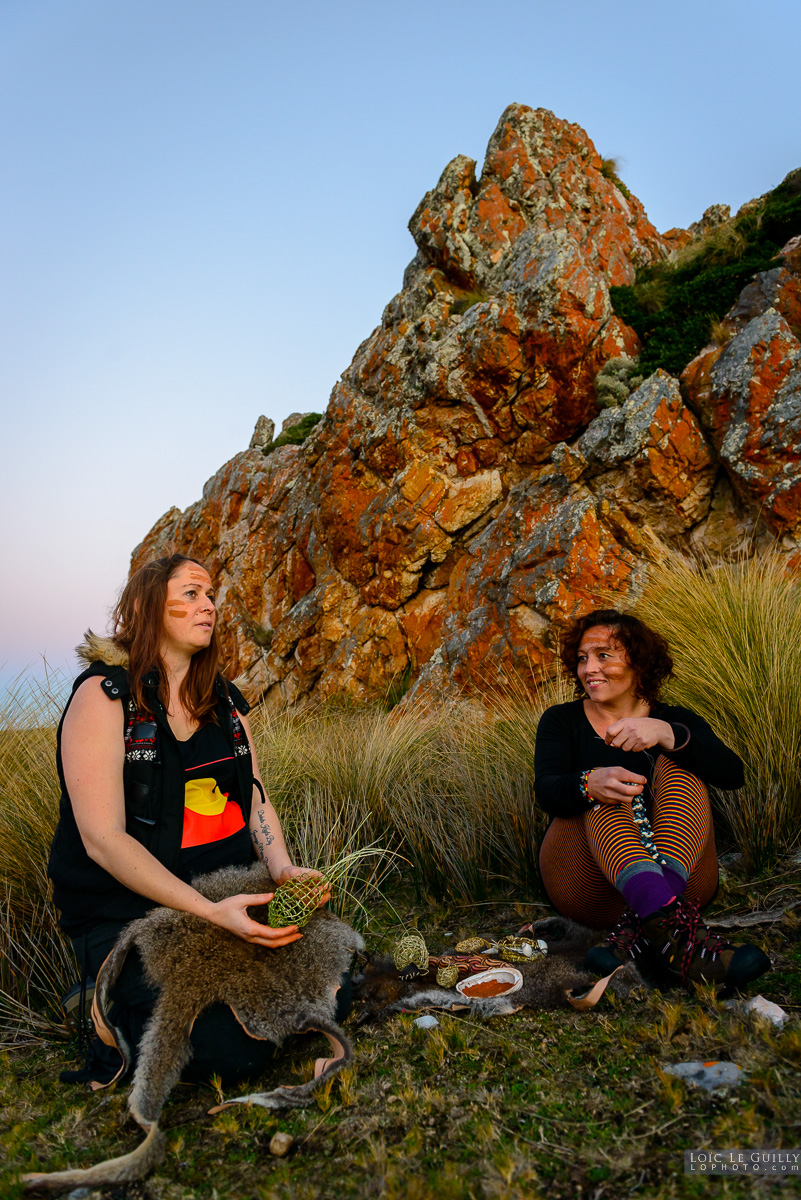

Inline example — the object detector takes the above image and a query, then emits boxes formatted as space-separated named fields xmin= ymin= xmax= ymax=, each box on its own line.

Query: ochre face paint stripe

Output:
xmin=167 ymin=606 xmax=189 ymax=616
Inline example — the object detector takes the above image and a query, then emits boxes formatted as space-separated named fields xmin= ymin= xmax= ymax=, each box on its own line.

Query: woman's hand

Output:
xmin=586 ymin=766 xmax=648 ymax=806
xmin=276 ymin=865 xmax=332 ymax=909
xmin=206 ymin=892 xmax=302 ymax=948
xmin=604 ymin=717 xmax=675 ymax=753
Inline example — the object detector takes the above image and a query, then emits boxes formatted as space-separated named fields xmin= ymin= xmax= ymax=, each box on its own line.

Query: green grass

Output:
xmin=264 ymin=412 xmax=323 ymax=455
xmin=2 ymin=653 xmax=801 ymax=1196
xmin=450 ymin=288 xmax=489 ymax=316
xmin=610 ymin=173 xmax=801 ymax=376
xmin=2 ymin=868 xmax=800 ymax=1199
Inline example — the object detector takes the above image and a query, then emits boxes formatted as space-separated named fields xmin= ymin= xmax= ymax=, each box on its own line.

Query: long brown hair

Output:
xmin=111 ymin=554 xmax=224 ymax=721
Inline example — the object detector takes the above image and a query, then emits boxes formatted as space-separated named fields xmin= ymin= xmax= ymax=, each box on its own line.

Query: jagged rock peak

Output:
xmin=130 ymin=105 xmax=801 ymax=709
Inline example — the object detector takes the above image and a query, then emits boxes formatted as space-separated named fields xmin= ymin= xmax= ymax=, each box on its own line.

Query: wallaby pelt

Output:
xmin=22 ymin=862 xmax=364 ymax=1193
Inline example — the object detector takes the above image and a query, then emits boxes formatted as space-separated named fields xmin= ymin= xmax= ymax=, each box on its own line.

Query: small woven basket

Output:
xmin=267 ymin=875 xmax=324 ymax=929
xmin=497 ymin=936 xmax=546 ymax=963
xmin=455 ymin=937 xmax=492 ymax=954
xmin=393 ymin=933 xmax=429 ymax=973
xmin=435 ymin=961 xmax=460 ymax=988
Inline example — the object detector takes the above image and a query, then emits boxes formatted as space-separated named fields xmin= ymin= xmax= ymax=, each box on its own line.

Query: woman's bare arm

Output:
xmin=240 ymin=712 xmax=330 ymax=901
xmin=61 ymin=677 xmax=300 ymax=947
xmin=239 ymin=712 xmax=295 ymax=880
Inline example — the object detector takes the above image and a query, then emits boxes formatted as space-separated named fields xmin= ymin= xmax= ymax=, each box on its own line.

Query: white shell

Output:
xmin=413 ymin=1014 xmax=440 ymax=1029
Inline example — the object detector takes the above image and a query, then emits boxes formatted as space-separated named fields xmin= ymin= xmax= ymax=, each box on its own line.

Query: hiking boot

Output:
xmin=584 ymin=908 xmax=646 ymax=976
xmin=61 ymin=980 xmax=95 ymax=1032
xmin=642 ymin=896 xmax=770 ymax=992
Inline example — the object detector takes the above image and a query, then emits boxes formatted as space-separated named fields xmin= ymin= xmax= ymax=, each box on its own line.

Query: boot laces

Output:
xmin=608 ymin=909 xmax=645 ymax=957
xmin=667 ymin=898 xmax=732 ymax=984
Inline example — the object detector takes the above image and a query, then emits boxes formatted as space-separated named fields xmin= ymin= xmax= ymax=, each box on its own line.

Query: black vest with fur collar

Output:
xmin=48 ymin=636 xmax=255 ymax=936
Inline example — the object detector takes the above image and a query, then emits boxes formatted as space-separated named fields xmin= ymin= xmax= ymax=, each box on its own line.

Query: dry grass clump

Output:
xmin=251 ymin=677 xmax=569 ymax=903
xmin=674 ymin=218 xmax=749 ymax=271
xmin=0 ymin=667 xmax=76 ymax=1045
xmin=635 ymin=551 xmax=801 ymax=871
xmin=709 ymin=315 xmax=733 ymax=346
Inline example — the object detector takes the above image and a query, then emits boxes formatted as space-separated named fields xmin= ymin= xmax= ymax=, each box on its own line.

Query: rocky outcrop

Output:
xmin=681 ymin=242 xmax=801 ymax=542
xmin=132 ymin=104 xmax=801 ymax=708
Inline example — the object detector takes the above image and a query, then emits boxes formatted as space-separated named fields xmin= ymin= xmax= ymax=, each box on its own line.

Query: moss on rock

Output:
xmin=264 ymin=412 xmax=323 ymax=455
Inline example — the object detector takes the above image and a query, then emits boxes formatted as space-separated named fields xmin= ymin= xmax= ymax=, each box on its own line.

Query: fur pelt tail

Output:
xmin=90 ymin=919 xmax=145 ymax=1077
xmin=21 ymin=1122 xmax=165 ymax=1193
xmin=208 ymin=1017 xmax=353 ymax=1113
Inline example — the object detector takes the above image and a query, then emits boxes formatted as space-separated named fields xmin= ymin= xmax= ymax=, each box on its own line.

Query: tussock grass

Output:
xmin=635 ymin=551 xmax=801 ymax=870
xmin=0 ymin=667 xmax=75 ymax=1045
xmin=252 ymin=677 xmax=570 ymax=905
xmin=600 ymin=155 xmax=631 ymax=200
xmin=1 ymin=669 xmax=568 ymax=1043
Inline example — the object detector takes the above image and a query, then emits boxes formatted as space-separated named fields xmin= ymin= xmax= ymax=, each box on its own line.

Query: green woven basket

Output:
xmin=267 ymin=875 xmax=325 ymax=929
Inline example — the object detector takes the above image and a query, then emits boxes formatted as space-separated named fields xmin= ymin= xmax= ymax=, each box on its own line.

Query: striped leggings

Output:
xmin=539 ymin=756 xmax=718 ymax=929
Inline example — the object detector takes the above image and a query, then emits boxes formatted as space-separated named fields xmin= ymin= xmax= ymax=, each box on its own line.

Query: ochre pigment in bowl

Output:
xmin=461 ymin=978 xmax=512 ymax=997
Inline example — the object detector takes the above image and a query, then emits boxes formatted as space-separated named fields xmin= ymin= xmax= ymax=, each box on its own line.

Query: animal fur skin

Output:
xmin=22 ymin=862 xmax=364 ymax=1193
xmin=354 ymin=916 xmax=645 ymax=1024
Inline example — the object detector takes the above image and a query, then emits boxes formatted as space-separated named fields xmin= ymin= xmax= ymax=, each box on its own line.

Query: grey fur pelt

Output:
xmin=354 ymin=916 xmax=645 ymax=1024
xmin=23 ymin=862 xmax=364 ymax=1193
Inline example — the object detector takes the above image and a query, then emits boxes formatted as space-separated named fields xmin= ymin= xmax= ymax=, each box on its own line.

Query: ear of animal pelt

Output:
xmin=207 ymin=1019 xmax=353 ymax=1114
xmin=20 ymin=1123 xmax=165 ymax=1193
xmin=599 ymin=960 xmax=645 ymax=999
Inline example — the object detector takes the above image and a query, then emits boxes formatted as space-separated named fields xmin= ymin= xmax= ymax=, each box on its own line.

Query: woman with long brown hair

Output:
xmin=534 ymin=608 xmax=770 ymax=993
xmin=49 ymin=554 xmax=334 ymax=1085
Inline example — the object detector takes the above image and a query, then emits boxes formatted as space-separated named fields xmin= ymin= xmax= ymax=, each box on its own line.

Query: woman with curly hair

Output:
xmin=534 ymin=608 xmax=769 ymax=992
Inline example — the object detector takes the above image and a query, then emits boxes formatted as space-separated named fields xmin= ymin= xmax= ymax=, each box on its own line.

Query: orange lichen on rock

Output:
xmin=131 ymin=104 xmax=799 ymax=709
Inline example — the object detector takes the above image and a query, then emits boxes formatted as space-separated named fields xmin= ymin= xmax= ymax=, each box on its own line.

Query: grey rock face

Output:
xmin=249 ymin=415 xmax=276 ymax=450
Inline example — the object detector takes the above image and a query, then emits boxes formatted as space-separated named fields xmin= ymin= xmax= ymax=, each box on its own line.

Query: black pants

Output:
xmin=64 ymin=921 xmax=352 ymax=1088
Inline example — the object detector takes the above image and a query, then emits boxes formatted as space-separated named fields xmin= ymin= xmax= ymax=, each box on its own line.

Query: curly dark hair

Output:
xmin=560 ymin=609 xmax=674 ymax=707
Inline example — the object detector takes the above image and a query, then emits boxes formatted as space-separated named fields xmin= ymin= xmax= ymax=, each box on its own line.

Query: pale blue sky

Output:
xmin=2 ymin=0 xmax=799 ymax=690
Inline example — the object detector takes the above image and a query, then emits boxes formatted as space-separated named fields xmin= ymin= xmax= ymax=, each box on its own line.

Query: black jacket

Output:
xmin=48 ymin=660 xmax=255 ymax=935
xmin=534 ymin=698 xmax=744 ymax=820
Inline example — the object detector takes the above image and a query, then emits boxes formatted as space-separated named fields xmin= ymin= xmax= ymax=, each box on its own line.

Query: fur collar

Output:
xmin=76 ymin=630 xmax=130 ymax=669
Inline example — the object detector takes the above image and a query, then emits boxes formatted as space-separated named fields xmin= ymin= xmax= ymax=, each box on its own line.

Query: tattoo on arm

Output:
xmin=256 ymin=808 xmax=275 ymax=846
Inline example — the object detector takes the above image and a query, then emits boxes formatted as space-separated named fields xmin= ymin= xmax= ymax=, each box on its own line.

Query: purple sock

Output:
xmin=661 ymin=865 xmax=688 ymax=897
xmin=618 ymin=867 xmax=676 ymax=919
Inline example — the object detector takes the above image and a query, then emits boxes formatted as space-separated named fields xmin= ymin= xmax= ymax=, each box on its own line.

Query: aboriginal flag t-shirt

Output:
xmin=176 ymin=720 xmax=251 ymax=880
